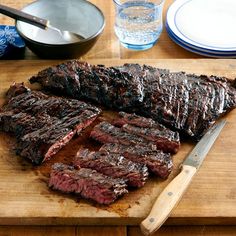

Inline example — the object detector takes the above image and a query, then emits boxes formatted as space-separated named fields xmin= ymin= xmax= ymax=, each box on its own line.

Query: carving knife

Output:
xmin=140 ymin=120 xmax=226 ymax=236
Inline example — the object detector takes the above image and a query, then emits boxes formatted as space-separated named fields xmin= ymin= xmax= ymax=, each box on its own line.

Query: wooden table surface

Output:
xmin=0 ymin=0 xmax=236 ymax=235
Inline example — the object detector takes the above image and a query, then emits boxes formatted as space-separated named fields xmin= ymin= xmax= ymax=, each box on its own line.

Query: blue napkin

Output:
xmin=0 ymin=25 xmax=25 ymax=59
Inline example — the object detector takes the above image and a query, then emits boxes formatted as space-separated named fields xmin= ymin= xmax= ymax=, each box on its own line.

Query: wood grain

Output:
xmin=0 ymin=226 xmax=126 ymax=236
xmin=0 ymin=226 xmax=76 ymax=236
xmin=0 ymin=59 xmax=235 ymax=226
xmin=76 ymin=226 xmax=126 ymax=236
xmin=1 ymin=226 xmax=236 ymax=236
xmin=141 ymin=165 xmax=197 ymax=235
xmin=1 ymin=0 xmax=236 ymax=235
xmin=129 ymin=226 xmax=236 ymax=236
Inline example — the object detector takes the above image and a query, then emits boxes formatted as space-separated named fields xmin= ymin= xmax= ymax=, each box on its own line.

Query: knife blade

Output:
xmin=140 ymin=120 xmax=226 ymax=236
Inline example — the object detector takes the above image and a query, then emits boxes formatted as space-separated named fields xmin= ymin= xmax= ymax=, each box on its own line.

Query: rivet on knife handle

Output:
xmin=140 ymin=165 xmax=197 ymax=235
xmin=140 ymin=120 xmax=226 ymax=236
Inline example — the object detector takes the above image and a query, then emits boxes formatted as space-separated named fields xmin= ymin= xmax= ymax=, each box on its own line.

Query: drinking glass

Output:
xmin=113 ymin=0 xmax=165 ymax=50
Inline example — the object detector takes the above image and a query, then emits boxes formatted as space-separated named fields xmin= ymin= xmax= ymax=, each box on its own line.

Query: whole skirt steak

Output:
xmin=0 ymin=83 xmax=101 ymax=164
xmin=30 ymin=60 xmax=236 ymax=139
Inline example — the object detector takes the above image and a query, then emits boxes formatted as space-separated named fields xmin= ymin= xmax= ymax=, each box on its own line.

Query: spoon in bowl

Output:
xmin=0 ymin=4 xmax=85 ymax=43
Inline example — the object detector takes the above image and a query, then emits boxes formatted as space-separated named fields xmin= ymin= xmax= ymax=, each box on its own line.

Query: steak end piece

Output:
xmin=100 ymin=143 xmax=173 ymax=179
xmin=6 ymin=82 xmax=30 ymax=100
xmin=49 ymin=163 xmax=128 ymax=205
xmin=16 ymin=129 xmax=76 ymax=165
xmin=0 ymin=84 xmax=101 ymax=165
xmin=74 ymin=148 xmax=149 ymax=188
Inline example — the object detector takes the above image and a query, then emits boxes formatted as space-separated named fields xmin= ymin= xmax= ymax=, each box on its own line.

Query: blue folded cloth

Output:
xmin=0 ymin=25 xmax=25 ymax=59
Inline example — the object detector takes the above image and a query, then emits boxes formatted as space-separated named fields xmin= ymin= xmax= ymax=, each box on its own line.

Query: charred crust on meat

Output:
xmin=6 ymin=82 xmax=30 ymax=101
xmin=29 ymin=60 xmax=236 ymax=139
xmin=49 ymin=163 xmax=128 ymax=205
xmin=74 ymin=148 xmax=149 ymax=188
xmin=0 ymin=83 xmax=101 ymax=165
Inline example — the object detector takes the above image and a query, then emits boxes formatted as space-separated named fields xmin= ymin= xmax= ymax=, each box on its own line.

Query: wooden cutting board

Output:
xmin=0 ymin=59 xmax=236 ymax=226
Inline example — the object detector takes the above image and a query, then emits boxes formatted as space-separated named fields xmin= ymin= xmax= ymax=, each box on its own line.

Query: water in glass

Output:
xmin=114 ymin=0 xmax=164 ymax=50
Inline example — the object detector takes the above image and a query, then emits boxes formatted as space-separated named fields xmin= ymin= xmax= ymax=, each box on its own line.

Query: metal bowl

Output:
xmin=16 ymin=0 xmax=105 ymax=58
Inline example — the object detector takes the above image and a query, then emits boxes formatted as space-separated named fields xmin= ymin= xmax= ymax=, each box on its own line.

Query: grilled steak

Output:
xmin=113 ymin=111 xmax=158 ymax=127
xmin=30 ymin=60 xmax=144 ymax=110
xmin=0 ymin=83 xmax=101 ymax=164
xmin=100 ymin=143 xmax=172 ymax=179
xmin=90 ymin=121 xmax=177 ymax=154
xmin=30 ymin=60 xmax=236 ymax=139
xmin=113 ymin=112 xmax=180 ymax=153
xmin=49 ymin=163 xmax=128 ymax=205
xmin=74 ymin=148 xmax=148 ymax=187
xmin=90 ymin=121 xmax=151 ymax=146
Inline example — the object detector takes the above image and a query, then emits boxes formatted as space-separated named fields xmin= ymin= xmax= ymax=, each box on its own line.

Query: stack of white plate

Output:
xmin=166 ymin=0 xmax=236 ymax=58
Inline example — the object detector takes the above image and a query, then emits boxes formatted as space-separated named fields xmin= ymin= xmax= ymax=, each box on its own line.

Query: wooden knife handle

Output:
xmin=0 ymin=4 xmax=48 ymax=29
xmin=140 ymin=165 xmax=197 ymax=236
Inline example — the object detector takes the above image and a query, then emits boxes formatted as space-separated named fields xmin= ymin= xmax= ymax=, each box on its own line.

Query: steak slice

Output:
xmin=100 ymin=143 xmax=173 ymax=179
xmin=113 ymin=111 xmax=158 ymax=127
xmin=90 ymin=121 xmax=177 ymax=154
xmin=30 ymin=60 xmax=236 ymax=139
xmin=113 ymin=112 xmax=180 ymax=153
xmin=90 ymin=121 xmax=152 ymax=146
xmin=0 ymin=83 xmax=101 ymax=164
xmin=74 ymin=148 xmax=148 ymax=187
xmin=49 ymin=163 xmax=128 ymax=205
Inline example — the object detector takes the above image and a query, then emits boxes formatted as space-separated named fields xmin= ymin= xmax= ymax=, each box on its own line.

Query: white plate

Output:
xmin=166 ymin=25 xmax=236 ymax=58
xmin=166 ymin=0 xmax=236 ymax=52
xmin=166 ymin=22 xmax=236 ymax=55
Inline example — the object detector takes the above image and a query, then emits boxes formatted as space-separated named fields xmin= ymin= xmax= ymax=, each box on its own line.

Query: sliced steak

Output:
xmin=113 ymin=111 xmax=158 ymax=127
xmin=49 ymin=163 xmax=128 ymax=205
xmin=113 ymin=112 xmax=180 ymax=153
xmin=0 ymin=83 xmax=101 ymax=164
xmin=100 ymin=143 xmax=173 ymax=179
xmin=90 ymin=121 xmax=150 ymax=146
xmin=90 ymin=121 xmax=178 ymax=154
xmin=30 ymin=60 xmax=236 ymax=139
xmin=74 ymin=148 xmax=148 ymax=187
